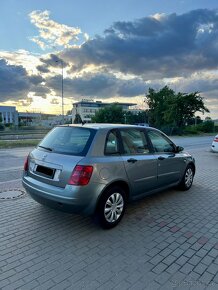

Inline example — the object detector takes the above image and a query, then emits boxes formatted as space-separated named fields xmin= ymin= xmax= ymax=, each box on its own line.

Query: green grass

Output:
xmin=0 ymin=139 xmax=40 ymax=149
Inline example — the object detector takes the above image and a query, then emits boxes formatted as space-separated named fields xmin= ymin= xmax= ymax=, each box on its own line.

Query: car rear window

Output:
xmin=38 ymin=126 xmax=96 ymax=156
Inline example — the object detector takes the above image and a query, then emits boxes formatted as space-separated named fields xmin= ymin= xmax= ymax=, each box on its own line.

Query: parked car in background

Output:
xmin=22 ymin=124 xmax=195 ymax=228
xmin=211 ymin=134 xmax=218 ymax=152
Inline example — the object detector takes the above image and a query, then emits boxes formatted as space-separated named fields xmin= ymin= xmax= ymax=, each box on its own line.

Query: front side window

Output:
xmin=38 ymin=127 xmax=95 ymax=156
xmin=147 ymin=130 xmax=175 ymax=153
xmin=120 ymin=129 xmax=149 ymax=155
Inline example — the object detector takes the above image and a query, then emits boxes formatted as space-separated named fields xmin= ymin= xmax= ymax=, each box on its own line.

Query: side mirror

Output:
xmin=176 ymin=146 xmax=184 ymax=153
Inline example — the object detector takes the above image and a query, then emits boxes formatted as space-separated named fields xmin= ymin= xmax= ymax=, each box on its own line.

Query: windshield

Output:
xmin=38 ymin=126 xmax=96 ymax=156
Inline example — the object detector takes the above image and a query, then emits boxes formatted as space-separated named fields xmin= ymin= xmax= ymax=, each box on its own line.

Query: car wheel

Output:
xmin=179 ymin=165 xmax=194 ymax=191
xmin=96 ymin=186 xmax=127 ymax=229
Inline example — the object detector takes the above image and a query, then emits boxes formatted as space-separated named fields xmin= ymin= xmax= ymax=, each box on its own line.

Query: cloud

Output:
xmin=29 ymin=10 xmax=82 ymax=49
xmin=17 ymin=97 xmax=33 ymax=107
xmin=61 ymin=9 xmax=218 ymax=79
xmin=37 ymin=54 xmax=68 ymax=72
xmin=177 ymin=73 xmax=218 ymax=97
xmin=0 ymin=58 xmax=49 ymax=102
xmin=0 ymin=50 xmax=40 ymax=74
xmin=50 ymin=98 xmax=60 ymax=105
xmin=45 ymin=72 xmax=151 ymax=99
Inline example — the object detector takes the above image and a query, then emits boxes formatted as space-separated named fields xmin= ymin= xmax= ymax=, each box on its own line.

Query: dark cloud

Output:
xmin=0 ymin=59 xmax=31 ymax=101
xmin=50 ymin=98 xmax=60 ymax=104
xmin=46 ymin=72 xmax=148 ymax=98
xmin=36 ymin=65 xmax=50 ymax=73
xmin=0 ymin=58 xmax=49 ymax=102
xmin=179 ymin=75 xmax=218 ymax=96
xmin=32 ymin=85 xmax=51 ymax=98
xmin=36 ymin=54 xmax=68 ymax=74
xmin=61 ymin=9 xmax=218 ymax=78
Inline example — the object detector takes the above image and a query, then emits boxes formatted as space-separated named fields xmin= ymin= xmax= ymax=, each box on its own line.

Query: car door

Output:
xmin=147 ymin=129 xmax=185 ymax=188
xmin=119 ymin=128 xmax=157 ymax=197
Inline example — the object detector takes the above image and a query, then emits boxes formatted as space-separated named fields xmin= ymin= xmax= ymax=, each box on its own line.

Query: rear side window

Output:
xmin=105 ymin=131 xmax=119 ymax=155
xmin=38 ymin=127 xmax=95 ymax=156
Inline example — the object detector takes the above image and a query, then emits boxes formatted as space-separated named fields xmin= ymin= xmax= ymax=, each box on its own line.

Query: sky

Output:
xmin=0 ymin=0 xmax=218 ymax=118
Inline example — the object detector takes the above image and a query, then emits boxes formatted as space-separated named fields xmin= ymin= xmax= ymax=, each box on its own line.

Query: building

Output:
xmin=18 ymin=112 xmax=42 ymax=126
xmin=0 ymin=105 xmax=56 ymax=127
xmin=72 ymin=99 xmax=136 ymax=123
xmin=0 ymin=106 xmax=19 ymax=125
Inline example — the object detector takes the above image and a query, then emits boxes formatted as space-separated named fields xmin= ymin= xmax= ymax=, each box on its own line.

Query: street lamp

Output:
xmin=144 ymin=94 xmax=149 ymax=125
xmin=56 ymin=59 xmax=64 ymax=123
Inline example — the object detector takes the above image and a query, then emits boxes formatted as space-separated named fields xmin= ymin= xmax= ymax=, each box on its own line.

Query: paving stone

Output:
xmin=208 ymin=248 xmax=218 ymax=259
xmin=162 ymin=255 xmax=177 ymax=266
xmin=188 ymin=255 xmax=202 ymax=266
xmin=152 ymin=262 xmax=168 ymax=274
xmin=176 ymin=255 xmax=189 ymax=266
xmin=198 ymin=271 xmax=214 ymax=286
xmin=166 ymin=262 xmax=181 ymax=274
xmin=196 ymin=248 xmax=208 ymax=258
xmin=170 ymin=226 xmax=180 ymax=233
xmin=193 ymin=263 xmax=208 ymax=275
xmin=180 ymin=263 xmax=194 ymax=274
xmin=201 ymin=255 xmax=215 ymax=266
xmin=198 ymin=237 xmax=209 ymax=245
xmin=149 ymin=254 xmax=164 ymax=265
xmin=184 ymin=231 xmax=194 ymax=238
xmin=207 ymin=263 xmax=218 ymax=275
xmin=184 ymin=248 xmax=196 ymax=258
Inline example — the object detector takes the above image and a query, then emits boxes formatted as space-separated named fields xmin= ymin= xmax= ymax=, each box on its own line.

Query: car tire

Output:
xmin=96 ymin=186 xmax=127 ymax=229
xmin=179 ymin=165 xmax=194 ymax=191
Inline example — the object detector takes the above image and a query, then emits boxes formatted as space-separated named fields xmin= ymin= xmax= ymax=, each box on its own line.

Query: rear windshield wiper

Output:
xmin=38 ymin=145 xmax=53 ymax=151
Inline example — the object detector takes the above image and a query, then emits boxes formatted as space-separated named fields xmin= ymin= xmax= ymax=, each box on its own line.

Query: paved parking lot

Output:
xmin=0 ymin=146 xmax=218 ymax=289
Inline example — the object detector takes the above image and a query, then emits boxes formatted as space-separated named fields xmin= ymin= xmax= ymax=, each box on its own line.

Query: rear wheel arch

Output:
xmin=94 ymin=181 xmax=129 ymax=229
xmin=96 ymin=180 xmax=130 ymax=208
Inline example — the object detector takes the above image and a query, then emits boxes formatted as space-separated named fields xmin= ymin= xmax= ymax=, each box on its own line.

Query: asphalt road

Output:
xmin=171 ymin=135 xmax=214 ymax=150
xmin=0 ymin=147 xmax=32 ymax=183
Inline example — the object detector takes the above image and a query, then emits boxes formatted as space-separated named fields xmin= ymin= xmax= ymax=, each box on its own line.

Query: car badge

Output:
xmin=42 ymin=154 xmax=47 ymax=161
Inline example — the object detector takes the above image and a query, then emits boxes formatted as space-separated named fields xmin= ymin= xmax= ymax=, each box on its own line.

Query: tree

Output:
xmin=73 ymin=113 xmax=82 ymax=124
xmin=92 ymin=104 xmax=124 ymax=123
xmin=146 ymin=86 xmax=175 ymax=128
xmin=146 ymin=86 xmax=209 ymax=129
xmin=125 ymin=110 xmax=148 ymax=125
xmin=66 ymin=110 xmax=72 ymax=115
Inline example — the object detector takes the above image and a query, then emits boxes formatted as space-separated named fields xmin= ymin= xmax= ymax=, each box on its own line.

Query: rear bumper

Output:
xmin=22 ymin=174 xmax=105 ymax=215
xmin=211 ymin=145 xmax=218 ymax=152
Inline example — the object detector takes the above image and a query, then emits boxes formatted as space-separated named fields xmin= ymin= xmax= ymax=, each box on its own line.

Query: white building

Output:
xmin=72 ymin=99 xmax=136 ymax=123
xmin=0 ymin=106 xmax=18 ymax=125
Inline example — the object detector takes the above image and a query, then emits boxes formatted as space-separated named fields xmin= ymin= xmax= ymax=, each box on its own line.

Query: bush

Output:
xmin=0 ymin=124 xmax=5 ymax=131
xmin=183 ymin=125 xmax=199 ymax=135
xmin=197 ymin=120 xmax=214 ymax=133
xmin=160 ymin=126 xmax=183 ymax=136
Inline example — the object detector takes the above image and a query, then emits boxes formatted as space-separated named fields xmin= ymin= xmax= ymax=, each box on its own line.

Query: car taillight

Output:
xmin=68 ymin=165 xmax=93 ymax=186
xmin=214 ymin=137 xmax=218 ymax=142
xmin=24 ymin=156 xmax=29 ymax=171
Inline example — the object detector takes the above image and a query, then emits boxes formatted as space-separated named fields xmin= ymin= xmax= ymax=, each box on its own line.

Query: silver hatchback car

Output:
xmin=22 ymin=124 xmax=195 ymax=228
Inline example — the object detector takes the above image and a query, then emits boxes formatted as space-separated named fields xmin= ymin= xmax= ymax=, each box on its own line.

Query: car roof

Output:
xmin=61 ymin=123 xmax=150 ymax=130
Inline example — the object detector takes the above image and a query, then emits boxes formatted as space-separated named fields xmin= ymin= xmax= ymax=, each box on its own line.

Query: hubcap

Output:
xmin=185 ymin=168 xmax=193 ymax=188
xmin=104 ymin=192 xmax=124 ymax=223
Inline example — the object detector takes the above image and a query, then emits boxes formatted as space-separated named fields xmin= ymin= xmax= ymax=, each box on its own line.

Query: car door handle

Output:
xmin=158 ymin=156 xmax=165 ymax=160
xmin=127 ymin=158 xmax=138 ymax=163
